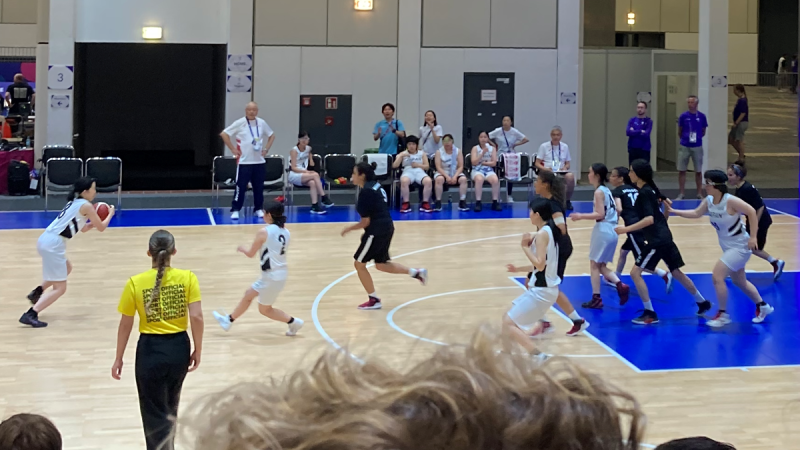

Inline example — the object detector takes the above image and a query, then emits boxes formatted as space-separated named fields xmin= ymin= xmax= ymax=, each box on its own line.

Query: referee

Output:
xmin=111 ymin=230 xmax=204 ymax=450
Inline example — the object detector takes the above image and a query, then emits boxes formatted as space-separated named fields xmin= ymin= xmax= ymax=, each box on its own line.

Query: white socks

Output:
xmin=368 ymin=291 xmax=378 ymax=298
xmin=409 ymin=268 xmax=418 ymax=277
xmin=643 ymin=301 xmax=654 ymax=311
xmin=767 ymin=256 xmax=777 ymax=263
xmin=655 ymin=268 xmax=667 ymax=277
xmin=693 ymin=290 xmax=706 ymax=303
xmin=568 ymin=311 xmax=581 ymax=321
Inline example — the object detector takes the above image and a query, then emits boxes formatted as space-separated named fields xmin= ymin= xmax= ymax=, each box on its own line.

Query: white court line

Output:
xmin=206 ymin=208 xmax=217 ymax=226
xmin=385 ymin=286 xmax=613 ymax=359
xmin=767 ymin=206 xmax=800 ymax=220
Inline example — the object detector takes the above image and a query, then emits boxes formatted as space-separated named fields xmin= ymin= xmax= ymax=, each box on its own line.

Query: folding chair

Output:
xmin=287 ymin=154 xmax=322 ymax=206
xmin=324 ymin=154 xmax=358 ymax=202
xmin=40 ymin=145 xmax=75 ymax=194
xmin=499 ymin=152 xmax=534 ymax=203
xmin=86 ymin=157 xmax=122 ymax=209
xmin=263 ymin=155 xmax=286 ymax=199
xmin=45 ymin=158 xmax=83 ymax=211
xmin=362 ymin=154 xmax=393 ymax=205
xmin=211 ymin=156 xmax=237 ymax=209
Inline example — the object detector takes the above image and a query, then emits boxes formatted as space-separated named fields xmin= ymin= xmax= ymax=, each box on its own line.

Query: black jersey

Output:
xmin=612 ymin=184 xmax=640 ymax=226
xmin=356 ymin=181 xmax=393 ymax=235
xmin=549 ymin=198 xmax=568 ymax=232
xmin=734 ymin=181 xmax=772 ymax=232
xmin=634 ymin=185 xmax=672 ymax=246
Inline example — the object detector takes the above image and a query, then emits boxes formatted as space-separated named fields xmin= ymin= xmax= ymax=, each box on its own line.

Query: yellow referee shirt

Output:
xmin=118 ymin=267 xmax=201 ymax=334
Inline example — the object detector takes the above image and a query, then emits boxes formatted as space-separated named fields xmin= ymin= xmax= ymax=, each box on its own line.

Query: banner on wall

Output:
xmin=226 ymin=74 xmax=252 ymax=93
xmin=227 ymin=55 xmax=253 ymax=73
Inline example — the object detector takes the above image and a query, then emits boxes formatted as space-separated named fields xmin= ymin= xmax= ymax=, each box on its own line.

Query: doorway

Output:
xmin=298 ymin=95 xmax=353 ymax=158
xmin=655 ymin=74 xmax=697 ymax=171
xmin=462 ymin=73 xmax=515 ymax=151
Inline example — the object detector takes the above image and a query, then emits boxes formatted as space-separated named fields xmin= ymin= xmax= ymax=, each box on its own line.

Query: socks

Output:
xmin=568 ymin=311 xmax=581 ymax=321
xmin=768 ymin=256 xmax=777 ymax=263
xmin=614 ymin=272 xmax=622 ymax=279
xmin=693 ymin=290 xmax=706 ymax=303
xmin=409 ymin=268 xmax=419 ymax=277
xmin=287 ymin=317 xmax=294 ymax=324
xmin=460 ymin=195 xmax=466 ymax=200
xmin=228 ymin=315 xmax=235 ymax=323
xmin=655 ymin=268 xmax=667 ymax=277
xmin=758 ymin=301 xmax=767 ymax=306
xmin=643 ymin=301 xmax=654 ymax=311
xmin=368 ymin=292 xmax=379 ymax=299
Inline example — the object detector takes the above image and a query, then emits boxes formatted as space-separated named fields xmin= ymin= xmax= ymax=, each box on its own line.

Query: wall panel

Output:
xmin=422 ymin=0 xmax=490 ymax=47
xmin=729 ymin=0 xmax=748 ymax=32
xmin=661 ymin=0 xmax=690 ymax=32
xmin=2 ymin=0 xmax=37 ymax=23
xmin=254 ymin=0 xmax=327 ymax=46
xmin=490 ymin=0 xmax=556 ymax=48
xmin=630 ymin=0 xmax=661 ymax=32
xmin=327 ymin=0 xmax=397 ymax=46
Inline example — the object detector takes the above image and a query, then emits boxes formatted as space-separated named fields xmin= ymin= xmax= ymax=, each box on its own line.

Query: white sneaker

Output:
xmin=231 ymin=211 xmax=240 ymax=220
xmin=213 ymin=311 xmax=232 ymax=331
xmin=507 ymin=195 xmax=514 ymax=203
xmin=675 ymin=194 xmax=685 ymax=200
xmin=707 ymin=312 xmax=731 ymax=328
xmin=532 ymin=352 xmax=551 ymax=365
xmin=413 ymin=268 xmax=428 ymax=286
xmin=286 ymin=317 xmax=304 ymax=336
xmin=752 ymin=304 xmax=774 ymax=324
xmin=256 ymin=210 xmax=265 ymax=218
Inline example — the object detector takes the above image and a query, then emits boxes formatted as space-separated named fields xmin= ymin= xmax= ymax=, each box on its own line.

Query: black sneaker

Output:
xmin=321 ymin=196 xmax=334 ymax=208
xmin=310 ymin=203 xmax=327 ymax=215
xmin=433 ymin=200 xmax=442 ymax=212
xmin=19 ymin=310 xmax=47 ymax=328
xmin=582 ymin=294 xmax=604 ymax=309
xmin=696 ymin=300 xmax=712 ymax=316
xmin=632 ymin=310 xmax=659 ymax=325
xmin=27 ymin=286 xmax=43 ymax=305
xmin=491 ymin=201 xmax=502 ymax=211
xmin=474 ymin=201 xmax=482 ymax=212
xmin=458 ymin=200 xmax=469 ymax=211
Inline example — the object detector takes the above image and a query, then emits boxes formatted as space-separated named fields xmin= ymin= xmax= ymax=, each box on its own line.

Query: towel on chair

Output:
xmin=503 ymin=152 xmax=522 ymax=180
xmin=366 ymin=154 xmax=389 ymax=176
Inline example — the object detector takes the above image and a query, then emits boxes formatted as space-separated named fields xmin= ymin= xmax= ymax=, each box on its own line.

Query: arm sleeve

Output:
xmin=514 ymin=128 xmax=526 ymax=140
xmin=223 ymin=118 xmax=244 ymax=136
xmin=187 ymin=272 xmax=202 ymax=304
xmin=644 ymin=118 xmax=653 ymax=136
xmin=373 ymin=122 xmax=381 ymax=134
xmin=397 ymin=120 xmax=405 ymax=131
xmin=488 ymin=129 xmax=500 ymax=140
xmin=536 ymin=143 xmax=546 ymax=161
xmin=564 ymin=144 xmax=572 ymax=161
xmin=740 ymin=186 xmax=764 ymax=210
xmin=625 ymin=118 xmax=637 ymax=136
xmin=117 ymin=279 xmax=137 ymax=317
xmin=701 ymin=114 xmax=709 ymax=128
xmin=261 ymin=120 xmax=274 ymax=138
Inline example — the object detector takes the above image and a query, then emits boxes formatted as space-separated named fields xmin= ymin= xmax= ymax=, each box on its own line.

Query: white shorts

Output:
xmin=401 ymin=168 xmax=429 ymax=185
xmin=252 ymin=271 xmax=287 ymax=305
xmin=37 ymin=232 xmax=69 ymax=282
xmin=720 ymin=248 xmax=751 ymax=272
xmin=287 ymin=171 xmax=306 ymax=187
xmin=471 ymin=167 xmax=495 ymax=181
xmin=589 ymin=223 xmax=619 ymax=263
xmin=507 ymin=286 xmax=559 ymax=333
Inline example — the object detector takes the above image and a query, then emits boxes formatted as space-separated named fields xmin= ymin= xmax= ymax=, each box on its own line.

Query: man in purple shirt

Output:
xmin=676 ymin=95 xmax=708 ymax=199
xmin=626 ymin=102 xmax=653 ymax=165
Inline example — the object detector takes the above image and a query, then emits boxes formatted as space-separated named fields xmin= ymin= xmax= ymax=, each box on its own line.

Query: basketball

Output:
xmin=95 ymin=202 xmax=110 ymax=220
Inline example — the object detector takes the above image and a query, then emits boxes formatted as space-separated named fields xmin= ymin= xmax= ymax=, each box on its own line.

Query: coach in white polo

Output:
xmin=535 ymin=126 xmax=576 ymax=210
xmin=220 ymin=102 xmax=275 ymax=220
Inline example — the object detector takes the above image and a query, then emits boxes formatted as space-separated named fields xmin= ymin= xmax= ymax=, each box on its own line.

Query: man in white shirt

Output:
xmin=220 ymin=102 xmax=275 ymax=220
xmin=535 ymin=126 xmax=575 ymax=209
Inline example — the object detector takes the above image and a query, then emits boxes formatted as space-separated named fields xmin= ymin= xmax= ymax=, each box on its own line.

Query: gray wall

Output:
xmin=584 ymin=0 xmax=615 ymax=47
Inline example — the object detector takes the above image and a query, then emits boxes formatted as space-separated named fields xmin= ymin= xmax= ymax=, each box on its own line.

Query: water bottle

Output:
xmin=25 ymin=137 xmax=31 ymax=148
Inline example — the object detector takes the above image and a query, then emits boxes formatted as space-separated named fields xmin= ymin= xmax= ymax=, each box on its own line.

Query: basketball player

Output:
xmin=727 ymin=163 xmax=785 ymax=280
xmin=342 ymin=161 xmax=427 ymax=310
xmin=608 ymin=166 xmax=673 ymax=290
xmin=392 ymin=135 xmax=433 ymax=213
xmin=503 ymin=198 xmax=561 ymax=362
xmin=20 ymin=177 xmax=115 ymax=328
xmin=569 ymin=163 xmax=630 ymax=308
xmin=433 ymin=134 xmax=469 ymax=211
xmin=288 ymin=131 xmax=333 ymax=215
xmin=470 ymin=131 xmax=502 ymax=212
xmin=212 ymin=201 xmax=304 ymax=335
xmin=667 ymin=170 xmax=774 ymax=327
xmin=615 ymin=160 xmax=709 ymax=325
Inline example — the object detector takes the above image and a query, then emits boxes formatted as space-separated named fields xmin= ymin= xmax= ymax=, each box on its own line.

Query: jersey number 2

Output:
xmin=277 ymin=235 xmax=287 ymax=255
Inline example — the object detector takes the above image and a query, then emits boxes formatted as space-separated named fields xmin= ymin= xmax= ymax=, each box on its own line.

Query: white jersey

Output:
xmin=473 ymin=143 xmax=494 ymax=171
xmin=45 ymin=199 xmax=89 ymax=239
xmin=530 ymin=225 xmax=561 ymax=288
xmin=596 ymin=185 xmax=617 ymax=225
xmin=260 ymin=224 xmax=290 ymax=278
xmin=292 ymin=145 xmax=311 ymax=170
xmin=437 ymin=147 xmax=460 ymax=177
xmin=402 ymin=152 xmax=426 ymax=171
xmin=707 ymin=194 xmax=750 ymax=251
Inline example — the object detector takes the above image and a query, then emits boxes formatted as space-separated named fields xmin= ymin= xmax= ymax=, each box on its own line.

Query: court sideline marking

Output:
xmin=206 ymin=208 xmax=217 ymax=226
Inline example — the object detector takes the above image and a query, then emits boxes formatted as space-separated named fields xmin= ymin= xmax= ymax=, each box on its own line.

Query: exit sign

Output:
xmin=325 ymin=97 xmax=338 ymax=110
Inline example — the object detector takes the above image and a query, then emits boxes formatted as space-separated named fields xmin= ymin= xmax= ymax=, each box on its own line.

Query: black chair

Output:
xmin=324 ymin=154 xmax=358 ymax=202
xmin=45 ymin=158 xmax=83 ymax=211
xmin=287 ymin=154 xmax=322 ymax=206
xmin=211 ymin=156 xmax=237 ymax=209
xmin=498 ymin=152 xmax=534 ymax=203
xmin=361 ymin=154 xmax=393 ymax=205
xmin=263 ymin=155 xmax=286 ymax=198
xmin=86 ymin=157 xmax=122 ymax=208
xmin=40 ymin=145 xmax=75 ymax=193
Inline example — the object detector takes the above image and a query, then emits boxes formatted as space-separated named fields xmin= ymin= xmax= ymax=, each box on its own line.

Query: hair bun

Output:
xmin=370 ymin=162 xmax=377 ymax=169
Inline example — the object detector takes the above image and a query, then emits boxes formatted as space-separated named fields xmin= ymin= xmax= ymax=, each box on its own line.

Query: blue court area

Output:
xmin=1 ymin=197 xmax=797 ymax=231
xmin=513 ymin=271 xmax=800 ymax=372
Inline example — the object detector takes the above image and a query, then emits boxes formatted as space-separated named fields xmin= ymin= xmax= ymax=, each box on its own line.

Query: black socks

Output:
xmin=228 ymin=315 xmax=235 ymax=323
xmin=288 ymin=317 xmax=294 ymax=324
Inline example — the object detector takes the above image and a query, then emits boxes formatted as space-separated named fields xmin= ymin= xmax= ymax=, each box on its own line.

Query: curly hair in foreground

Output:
xmin=180 ymin=325 xmax=645 ymax=450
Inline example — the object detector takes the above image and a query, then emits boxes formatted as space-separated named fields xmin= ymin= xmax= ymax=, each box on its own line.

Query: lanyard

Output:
xmin=501 ymin=129 xmax=511 ymax=151
xmin=421 ymin=126 xmax=432 ymax=145
xmin=551 ymin=144 xmax=561 ymax=163
xmin=381 ymin=120 xmax=396 ymax=139
xmin=247 ymin=119 xmax=259 ymax=141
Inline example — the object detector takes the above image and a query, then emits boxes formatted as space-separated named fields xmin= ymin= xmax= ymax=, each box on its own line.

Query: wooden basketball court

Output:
xmin=1 ymin=204 xmax=798 ymax=449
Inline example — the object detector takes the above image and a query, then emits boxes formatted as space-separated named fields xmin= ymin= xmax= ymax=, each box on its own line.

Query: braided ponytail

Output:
xmin=145 ymin=230 xmax=175 ymax=316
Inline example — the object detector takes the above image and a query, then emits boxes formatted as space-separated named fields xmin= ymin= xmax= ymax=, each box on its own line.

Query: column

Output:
xmin=396 ymin=0 xmax=422 ymax=134
xmin=698 ymin=0 xmax=728 ymax=172
xmin=224 ymin=0 xmax=254 ymax=156
xmin=34 ymin=0 xmax=50 ymax=162
xmin=45 ymin=0 xmax=76 ymax=148
xmin=557 ymin=0 xmax=582 ymax=177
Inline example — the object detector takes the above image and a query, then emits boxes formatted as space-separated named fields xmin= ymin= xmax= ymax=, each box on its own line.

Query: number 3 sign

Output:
xmin=48 ymin=65 xmax=74 ymax=90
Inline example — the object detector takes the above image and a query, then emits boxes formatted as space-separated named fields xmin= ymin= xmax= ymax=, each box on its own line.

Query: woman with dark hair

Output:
xmin=392 ymin=135 xmax=433 ymax=213
xmin=342 ymin=162 xmax=428 ymax=310
xmin=433 ymin=133 xmax=469 ymax=211
xmin=503 ymin=197 xmax=561 ymax=362
xmin=212 ymin=201 xmax=304 ymax=336
xmin=729 ymin=84 xmax=749 ymax=161
xmin=20 ymin=176 xmax=115 ymax=328
xmin=288 ymin=131 xmax=333 ymax=214
xmin=419 ymin=110 xmax=443 ymax=160
xmin=668 ymin=170 xmax=773 ymax=327
xmin=0 ymin=413 xmax=62 ymax=450
xmin=470 ymin=131 xmax=502 ymax=212
xmin=616 ymin=160 xmax=709 ymax=325
xmin=728 ymin=163 xmax=785 ymax=280
xmin=570 ymin=163 xmax=630 ymax=309
xmin=112 ymin=229 xmax=204 ymax=450
xmin=626 ymin=102 xmax=653 ymax=165
xmin=489 ymin=115 xmax=529 ymax=202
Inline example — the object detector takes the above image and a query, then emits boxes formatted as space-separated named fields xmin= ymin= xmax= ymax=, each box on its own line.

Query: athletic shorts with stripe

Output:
xmin=635 ymin=241 xmax=684 ymax=273
xmin=621 ymin=232 xmax=646 ymax=260
xmin=354 ymin=230 xmax=394 ymax=264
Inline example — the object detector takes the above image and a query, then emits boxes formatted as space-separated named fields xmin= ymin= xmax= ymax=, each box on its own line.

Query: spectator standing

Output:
xmin=777 ymin=54 xmax=788 ymax=91
xmin=489 ymin=115 xmax=529 ymax=202
xmin=676 ymin=95 xmax=707 ymax=200
xmin=535 ymin=126 xmax=575 ymax=210
xmin=729 ymin=84 xmax=749 ymax=162
xmin=5 ymin=74 xmax=35 ymax=115
xmin=626 ymin=102 xmax=653 ymax=165
xmin=220 ymin=102 xmax=275 ymax=221
xmin=419 ymin=110 xmax=442 ymax=160
xmin=0 ymin=413 xmax=62 ymax=450
xmin=373 ymin=103 xmax=405 ymax=155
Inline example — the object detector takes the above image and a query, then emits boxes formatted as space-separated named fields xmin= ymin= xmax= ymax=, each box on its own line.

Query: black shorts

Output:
xmin=621 ymin=232 xmax=646 ymax=260
xmin=557 ymin=234 xmax=573 ymax=279
xmin=636 ymin=241 xmax=684 ymax=273
xmin=354 ymin=230 xmax=393 ymax=264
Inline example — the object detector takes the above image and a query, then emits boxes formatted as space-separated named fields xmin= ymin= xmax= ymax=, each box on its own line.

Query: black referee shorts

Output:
xmin=354 ymin=230 xmax=394 ymax=264
xmin=621 ymin=232 xmax=646 ymax=261
xmin=635 ymin=241 xmax=684 ymax=273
